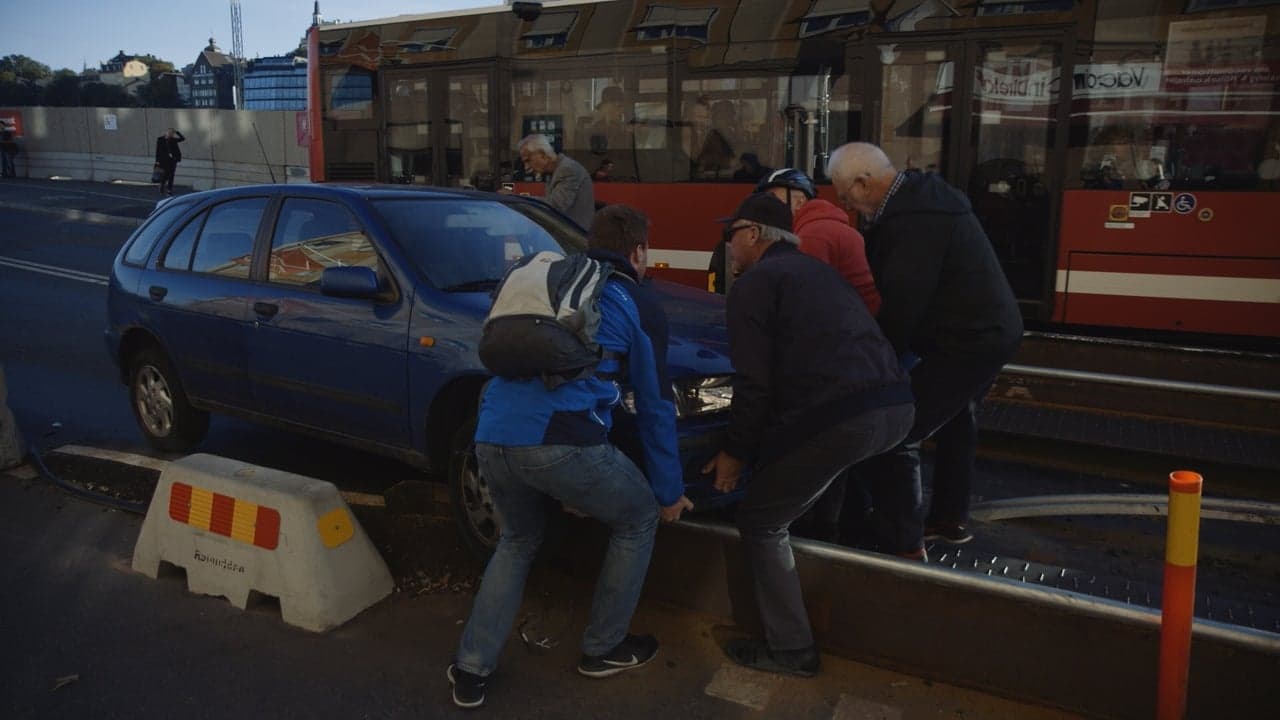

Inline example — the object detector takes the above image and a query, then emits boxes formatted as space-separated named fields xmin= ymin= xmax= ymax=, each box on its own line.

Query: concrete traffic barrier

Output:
xmin=132 ymin=453 xmax=394 ymax=632
xmin=0 ymin=364 xmax=27 ymax=470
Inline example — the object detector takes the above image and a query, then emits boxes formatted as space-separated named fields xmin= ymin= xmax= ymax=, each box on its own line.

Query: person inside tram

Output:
xmin=732 ymin=153 xmax=772 ymax=183
xmin=590 ymin=86 xmax=632 ymax=157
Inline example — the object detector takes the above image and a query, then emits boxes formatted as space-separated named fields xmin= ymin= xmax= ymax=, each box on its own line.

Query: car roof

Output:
xmin=171 ymin=183 xmax=520 ymax=204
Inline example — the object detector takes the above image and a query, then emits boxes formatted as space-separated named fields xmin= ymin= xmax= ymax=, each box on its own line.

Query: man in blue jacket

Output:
xmin=703 ymin=193 xmax=914 ymax=677
xmin=448 ymin=204 xmax=692 ymax=709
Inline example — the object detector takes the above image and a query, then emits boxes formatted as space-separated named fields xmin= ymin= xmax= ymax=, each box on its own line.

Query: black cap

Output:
xmin=717 ymin=192 xmax=793 ymax=232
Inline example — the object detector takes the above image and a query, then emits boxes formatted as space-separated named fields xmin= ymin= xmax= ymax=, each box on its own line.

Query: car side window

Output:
xmin=161 ymin=212 xmax=204 ymax=271
xmin=268 ymin=198 xmax=377 ymax=287
xmin=124 ymin=202 xmax=190 ymax=267
xmin=190 ymin=198 xmax=267 ymax=279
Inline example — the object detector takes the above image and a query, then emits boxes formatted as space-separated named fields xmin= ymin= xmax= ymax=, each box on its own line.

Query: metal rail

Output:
xmin=1002 ymin=363 xmax=1280 ymax=402
xmin=969 ymin=494 xmax=1280 ymax=525
xmin=673 ymin=517 xmax=1280 ymax=655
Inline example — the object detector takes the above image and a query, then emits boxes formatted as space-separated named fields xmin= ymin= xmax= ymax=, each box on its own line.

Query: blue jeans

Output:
xmin=455 ymin=443 xmax=659 ymax=677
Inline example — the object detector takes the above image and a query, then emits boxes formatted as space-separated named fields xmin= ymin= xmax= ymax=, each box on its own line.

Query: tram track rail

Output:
xmin=982 ymin=331 xmax=1280 ymax=477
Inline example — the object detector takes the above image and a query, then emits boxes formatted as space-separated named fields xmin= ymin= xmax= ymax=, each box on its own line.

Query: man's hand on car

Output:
xmin=703 ymin=451 xmax=745 ymax=493
xmin=660 ymin=495 xmax=694 ymax=523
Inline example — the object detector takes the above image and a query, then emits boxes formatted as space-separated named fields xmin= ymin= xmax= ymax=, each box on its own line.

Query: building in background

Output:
xmin=97 ymin=51 xmax=150 ymax=89
xmin=190 ymin=38 xmax=237 ymax=109
xmin=243 ymin=56 xmax=307 ymax=111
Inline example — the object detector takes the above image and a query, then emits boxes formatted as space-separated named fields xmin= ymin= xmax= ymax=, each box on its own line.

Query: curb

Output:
xmin=0 ymin=200 xmax=144 ymax=228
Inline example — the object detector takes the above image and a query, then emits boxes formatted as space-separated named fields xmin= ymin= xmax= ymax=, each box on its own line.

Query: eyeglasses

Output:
xmin=721 ymin=223 xmax=759 ymax=245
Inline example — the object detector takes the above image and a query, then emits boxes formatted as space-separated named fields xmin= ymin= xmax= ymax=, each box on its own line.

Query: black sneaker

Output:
xmin=447 ymin=663 xmax=486 ymax=709
xmin=723 ymin=638 xmax=820 ymax=678
xmin=577 ymin=633 xmax=659 ymax=678
xmin=924 ymin=523 xmax=974 ymax=544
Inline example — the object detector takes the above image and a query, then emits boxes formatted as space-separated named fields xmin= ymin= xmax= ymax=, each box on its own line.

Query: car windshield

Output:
xmin=373 ymin=198 xmax=585 ymax=292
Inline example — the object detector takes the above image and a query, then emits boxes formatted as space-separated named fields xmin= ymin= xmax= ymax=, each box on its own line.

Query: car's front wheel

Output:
xmin=128 ymin=345 xmax=209 ymax=452
xmin=448 ymin=412 xmax=499 ymax=561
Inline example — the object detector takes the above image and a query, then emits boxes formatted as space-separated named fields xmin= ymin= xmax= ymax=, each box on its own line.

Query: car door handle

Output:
xmin=254 ymin=302 xmax=279 ymax=319
xmin=148 ymin=285 xmax=167 ymax=301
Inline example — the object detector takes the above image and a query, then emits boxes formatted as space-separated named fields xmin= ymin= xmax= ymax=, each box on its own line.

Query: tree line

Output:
xmin=1 ymin=54 xmax=185 ymax=108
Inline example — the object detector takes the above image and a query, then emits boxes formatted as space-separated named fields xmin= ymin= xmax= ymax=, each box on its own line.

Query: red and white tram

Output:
xmin=307 ymin=0 xmax=1280 ymax=341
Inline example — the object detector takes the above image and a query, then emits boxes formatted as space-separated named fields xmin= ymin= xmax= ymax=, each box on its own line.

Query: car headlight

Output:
xmin=673 ymin=376 xmax=733 ymax=418
xmin=619 ymin=376 xmax=733 ymax=418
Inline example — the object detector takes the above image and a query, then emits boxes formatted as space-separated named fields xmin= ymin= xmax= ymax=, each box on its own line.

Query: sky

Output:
xmin=7 ymin=0 xmax=494 ymax=73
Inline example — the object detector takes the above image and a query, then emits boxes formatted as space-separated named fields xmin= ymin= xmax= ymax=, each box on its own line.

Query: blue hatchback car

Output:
xmin=106 ymin=184 xmax=734 ymax=555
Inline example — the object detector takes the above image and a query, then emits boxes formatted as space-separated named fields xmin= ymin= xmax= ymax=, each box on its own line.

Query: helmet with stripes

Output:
xmin=755 ymin=168 xmax=817 ymax=200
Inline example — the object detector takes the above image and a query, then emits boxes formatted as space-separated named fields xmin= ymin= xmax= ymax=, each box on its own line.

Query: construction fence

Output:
xmin=0 ymin=106 xmax=310 ymax=190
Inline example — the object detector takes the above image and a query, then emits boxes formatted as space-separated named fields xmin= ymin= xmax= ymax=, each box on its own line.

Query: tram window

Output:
xmin=510 ymin=61 xmax=667 ymax=183
xmin=448 ymin=75 xmax=491 ymax=189
xmin=680 ymin=73 xmax=833 ymax=183
xmin=1068 ymin=7 xmax=1280 ymax=192
xmin=322 ymin=67 xmax=374 ymax=121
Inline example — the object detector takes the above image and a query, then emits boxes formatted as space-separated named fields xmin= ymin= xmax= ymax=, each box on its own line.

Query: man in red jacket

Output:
xmin=755 ymin=168 xmax=881 ymax=315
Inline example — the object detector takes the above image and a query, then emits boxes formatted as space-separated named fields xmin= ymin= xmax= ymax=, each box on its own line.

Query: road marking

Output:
xmin=0 ymin=255 xmax=108 ymax=286
xmin=49 ymin=444 xmax=387 ymax=507
xmin=2 ymin=180 xmax=151 ymax=203
xmin=834 ymin=694 xmax=904 ymax=720
xmin=703 ymin=662 xmax=781 ymax=711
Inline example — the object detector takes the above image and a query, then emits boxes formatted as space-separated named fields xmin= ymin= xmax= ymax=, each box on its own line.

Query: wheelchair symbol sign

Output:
xmin=1174 ymin=193 xmax=1197 ymax=214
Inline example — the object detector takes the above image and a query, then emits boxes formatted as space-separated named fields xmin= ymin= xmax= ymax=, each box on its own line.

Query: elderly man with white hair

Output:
xmin=827 ymin=142 xmax=1024 ymax=558
xmin=516 ymin=133 xmax=595 ymax=229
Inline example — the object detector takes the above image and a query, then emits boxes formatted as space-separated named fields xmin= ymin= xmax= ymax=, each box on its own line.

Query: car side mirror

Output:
xmin=321 ymin=266 xmax=380 ymax=299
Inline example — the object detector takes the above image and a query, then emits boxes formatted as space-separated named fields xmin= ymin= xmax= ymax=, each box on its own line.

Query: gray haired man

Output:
xmin=517 ymin=133 xmax=596 ymax=229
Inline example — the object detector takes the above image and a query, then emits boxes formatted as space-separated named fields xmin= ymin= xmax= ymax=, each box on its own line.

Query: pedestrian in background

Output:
xmin=448 ymin=204 xmax=692 ymax=709
xmin=702 ymin=192 xmax=913 ymax=677
xmin=516 ymin=133 xmax=595 ymax=230
xmin=828 ymin=142 xmax=1023 ymax=557
xmin=0 ymin=128 xmax=19 ymax=178
xmin=154 ymin=127 xmax=185 ymax=196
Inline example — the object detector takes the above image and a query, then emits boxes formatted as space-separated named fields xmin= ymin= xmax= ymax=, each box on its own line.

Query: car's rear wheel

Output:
xmin=128 ymin=345 xmax=209 ymax=452
xmin=448 ymin=411 xmax=499 ymax=561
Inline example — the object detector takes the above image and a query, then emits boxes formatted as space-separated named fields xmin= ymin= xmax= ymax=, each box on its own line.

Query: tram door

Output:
xmin=868 ymin=36 xmax=1067 ymax=317
xmin=382 ymin=69 xmax=493 ymax=188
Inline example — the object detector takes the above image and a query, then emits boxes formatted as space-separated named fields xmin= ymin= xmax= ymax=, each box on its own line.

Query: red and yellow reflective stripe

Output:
xmin=168 ymin=482 xmax=281 ymax=550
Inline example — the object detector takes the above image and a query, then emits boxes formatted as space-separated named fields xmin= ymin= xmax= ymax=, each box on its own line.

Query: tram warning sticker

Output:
xmin=1174 ymin=193 xmax=1197 ymax=214
xmin=1128 ymin=192 xmax=1152 ymax=218
xmin=1151 ymin=193 xmax=1172 ymax=212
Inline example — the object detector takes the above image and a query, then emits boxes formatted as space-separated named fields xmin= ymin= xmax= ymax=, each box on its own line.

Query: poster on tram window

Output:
xmin=1164 ymin=16 xmax=1276 ymax=91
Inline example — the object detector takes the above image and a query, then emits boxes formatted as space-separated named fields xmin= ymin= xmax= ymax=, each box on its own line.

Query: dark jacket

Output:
xmin=724 ymin=241 xmax=912 ymax=466
xmin=866 ymin=170 xmax=1023 ymax=360
xmin=155 ymin=131 xmax=185 ymax=166
xmin=794 ymin=198 xmax=881 ymax=315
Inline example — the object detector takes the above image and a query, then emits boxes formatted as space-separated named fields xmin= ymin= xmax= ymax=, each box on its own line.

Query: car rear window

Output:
xmin=372 ymin=198 xmax=582 ymax=291
xmin=123 ymin=202 xmax=190 ymax=266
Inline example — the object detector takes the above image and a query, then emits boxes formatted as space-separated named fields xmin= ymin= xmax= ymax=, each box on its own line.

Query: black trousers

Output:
xmin=850 ymin=351 xmax=1007 ymax=554
xmin=159 ymin=162 xmax=177 ymax=193
xmin=735 ymin=403 xmax=914 ymax=651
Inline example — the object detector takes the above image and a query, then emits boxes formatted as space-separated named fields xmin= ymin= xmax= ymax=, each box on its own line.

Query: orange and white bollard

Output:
xmin=1156 ymin=470 xmax=1204 ymax=720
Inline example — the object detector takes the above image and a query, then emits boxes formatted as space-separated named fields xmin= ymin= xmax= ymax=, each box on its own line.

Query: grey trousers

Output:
xmin=735 ymin=402 xmax=915 ymax=651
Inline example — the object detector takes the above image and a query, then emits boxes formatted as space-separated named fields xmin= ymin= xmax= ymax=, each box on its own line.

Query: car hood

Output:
xmin=646 ymin=278 xmax=732 ymax=379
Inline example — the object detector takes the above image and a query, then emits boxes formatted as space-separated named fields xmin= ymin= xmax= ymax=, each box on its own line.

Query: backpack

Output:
xmin=479 ymin=251 xmax=623 ymax=388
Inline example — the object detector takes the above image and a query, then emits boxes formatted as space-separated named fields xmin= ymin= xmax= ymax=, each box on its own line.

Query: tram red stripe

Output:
xmin=1061 ymin=295 xmax=1280 ymax=337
